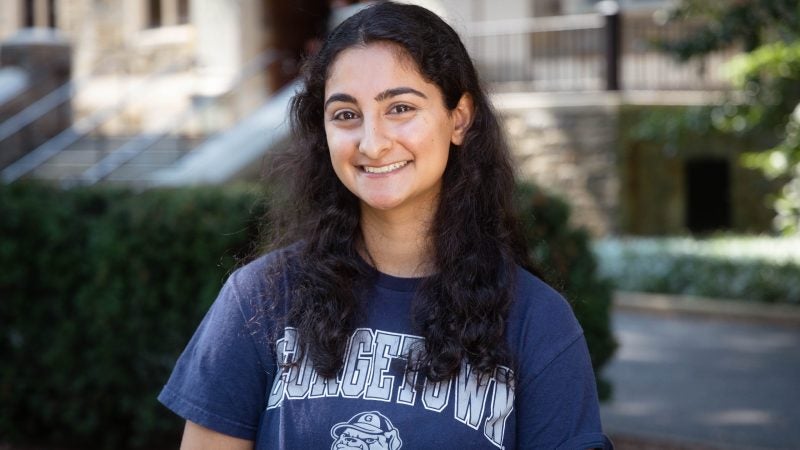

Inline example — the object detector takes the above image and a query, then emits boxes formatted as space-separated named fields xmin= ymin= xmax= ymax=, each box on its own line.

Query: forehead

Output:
xmin=325 ymin=42 xmax=436 ymax=97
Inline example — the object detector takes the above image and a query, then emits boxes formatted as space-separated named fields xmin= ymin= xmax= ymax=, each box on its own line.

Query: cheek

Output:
xmin=325 ymin=136 xmax=357 ymax=189
xmin=324 ymin=128 xmax=338 ymax=156
xmin=402 ymin=116 xmax=453 ymax=153
xmin=326 ymin=137 xmax=347 ymax=167
xmin=328 ymin=142 xmax=352 ymax=174
xmin=328 ymin=149 xmax=350 ymax=186
xmin=326 ymin=129 xmax=355 ymax=159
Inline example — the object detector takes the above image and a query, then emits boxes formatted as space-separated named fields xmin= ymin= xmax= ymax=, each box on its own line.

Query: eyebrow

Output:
xmin=375 ymin=87 xmax=427 ymax=102
xmin=324 ymin=93 xmax=357 ymax=110
xmin=323 ymin=87 xmax=428 ymax=110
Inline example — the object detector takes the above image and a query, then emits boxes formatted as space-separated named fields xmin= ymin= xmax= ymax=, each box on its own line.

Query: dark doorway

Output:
xmin=685 ymin=158 xmax=731 ymax=233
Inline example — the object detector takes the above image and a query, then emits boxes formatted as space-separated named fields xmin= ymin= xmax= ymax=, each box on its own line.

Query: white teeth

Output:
xmin=363 ymin=161 xmax=408 ymax=174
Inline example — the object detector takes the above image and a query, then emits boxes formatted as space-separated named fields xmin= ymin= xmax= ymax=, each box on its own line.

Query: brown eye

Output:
xmin=333 ymin=110 xmax=358 ymax=121
xmin=390 ymin=104 xmax=414 ymax=114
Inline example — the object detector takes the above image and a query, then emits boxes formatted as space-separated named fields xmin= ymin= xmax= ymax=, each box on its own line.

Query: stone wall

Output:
xmin=495 ymin=92 xmax=621 ymax=236
xmin=618 ymin=105 xmax=778 ymax=235
xmin=494 ymin=92 xmax=779 ymax=237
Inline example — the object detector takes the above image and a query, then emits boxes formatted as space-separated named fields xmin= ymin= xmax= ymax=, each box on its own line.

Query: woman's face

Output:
xmin=323 ymin=42 xmax=472 ymax=216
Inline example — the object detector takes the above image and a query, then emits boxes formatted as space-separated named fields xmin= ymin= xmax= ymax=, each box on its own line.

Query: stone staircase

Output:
xmin=27 ymin=134 xmax=204 ymax=184
xmin=6 ymin=74 xmax=297 ymax=187
xmin=101 ymin=135 xmax=205 ymax=184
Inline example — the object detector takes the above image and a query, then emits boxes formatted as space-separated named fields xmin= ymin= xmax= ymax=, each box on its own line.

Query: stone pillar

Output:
xmin=190 ymin=0 xmax=274 ymax=133
xmin=0 ymin=28 xmax=72 ymax=170
xmin=0 ymin=1 xmax=23 ymax=40
xmin=193 ymin=0 xmax=244 ymax=96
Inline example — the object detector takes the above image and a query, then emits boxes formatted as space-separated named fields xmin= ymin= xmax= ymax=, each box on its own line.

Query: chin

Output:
xmin=360 ymin=196 xmax=405 ymax=211
xmin=363 ymin=201 xmax=403 ymax=211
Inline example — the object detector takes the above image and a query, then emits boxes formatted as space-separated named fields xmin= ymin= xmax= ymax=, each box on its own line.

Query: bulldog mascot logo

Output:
xmin=330 ymin=411 xmax=402 ymax=450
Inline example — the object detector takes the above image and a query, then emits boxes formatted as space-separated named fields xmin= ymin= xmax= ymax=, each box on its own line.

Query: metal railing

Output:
xmin=0 ymin=57 xmax=194 ymax=183
xmin=463 ymin=9 xmax=736 ymax=92
xmin=0 ymin=53 xmax=132 ymax=149
xmin=0 ymin=76 xmax=73 ymax=145
xmin=466 ymin=13 xmax=607 ymax=91
xmin=620 ymin=12 xmax=737 ymax=90
xmin=78 ymin=49 xmax=287 ymax=185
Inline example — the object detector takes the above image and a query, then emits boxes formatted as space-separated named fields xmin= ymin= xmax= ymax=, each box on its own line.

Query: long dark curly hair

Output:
xmin=266 ymin=1 xmax=535 ymax=384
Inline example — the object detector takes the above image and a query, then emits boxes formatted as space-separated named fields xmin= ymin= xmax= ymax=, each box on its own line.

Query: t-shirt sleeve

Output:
xmin=157 ymin=272 xmax=273 ymax=440
xmin=516 ymin=333 xmax=613 ymax=449
xmin=512 ymin=270 xmax=613 ymax=449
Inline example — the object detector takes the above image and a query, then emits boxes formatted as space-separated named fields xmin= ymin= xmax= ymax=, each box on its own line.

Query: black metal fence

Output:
xmin=464 ymin=10 xmax=737 ymax=92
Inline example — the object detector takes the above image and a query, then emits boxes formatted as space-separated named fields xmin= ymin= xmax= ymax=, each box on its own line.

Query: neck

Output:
xmin=359 ymin=204 xmax=436 ymax=278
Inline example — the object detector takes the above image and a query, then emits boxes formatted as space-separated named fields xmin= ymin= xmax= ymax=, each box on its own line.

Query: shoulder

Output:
xmin=510 ymin=267 xmax=581 ymax=333
xmin=222 ymin=243 xmax=304 ymax=315
xmin=227 ymin=244 xmax=303 ymax=293
xmin=506 ymin=267 xmax=584 ymax=375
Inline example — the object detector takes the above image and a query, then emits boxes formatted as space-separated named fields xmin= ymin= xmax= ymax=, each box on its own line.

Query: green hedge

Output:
xmin=0 ymin=182 xmax=265 ymax=448
xmin=593 ymin=236 xmax=800 ymax=304
xmin=0 ymin=181 xmax=615 ymax=449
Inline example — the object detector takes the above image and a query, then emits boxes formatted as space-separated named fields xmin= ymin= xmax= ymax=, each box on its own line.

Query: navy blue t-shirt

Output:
xmin=158 ymin=249 xmax=612 ymax=449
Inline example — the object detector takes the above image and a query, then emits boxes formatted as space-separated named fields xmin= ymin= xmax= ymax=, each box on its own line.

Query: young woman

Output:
xmin=159 ymin=2 xmax=613 ymax=449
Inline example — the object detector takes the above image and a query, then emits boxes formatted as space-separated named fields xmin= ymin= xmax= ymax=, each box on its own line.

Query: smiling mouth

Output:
xmin=362 ymin=161 xmax=408 ymax=174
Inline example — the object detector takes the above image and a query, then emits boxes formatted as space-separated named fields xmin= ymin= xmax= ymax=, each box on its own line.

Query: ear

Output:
xmin=450 ymin=93 xmax=475 ymax=146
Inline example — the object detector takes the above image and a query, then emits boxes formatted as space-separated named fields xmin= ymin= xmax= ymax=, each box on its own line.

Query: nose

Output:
xmin=358 ymin=116 xmax=391 ymax=159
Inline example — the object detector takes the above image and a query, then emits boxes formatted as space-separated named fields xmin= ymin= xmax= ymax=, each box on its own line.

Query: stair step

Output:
xmin=28 ymin=135 xmax=202 ymax=182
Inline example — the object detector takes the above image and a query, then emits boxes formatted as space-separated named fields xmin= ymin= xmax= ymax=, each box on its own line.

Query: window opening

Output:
xmin=148 ymin=0 xmax=163 ymax=28
xmin=177 ymin=0 xmax=190 ymax=24
xmin=24 ymin=0 xmax=35 ymax=27
xmin=47 ymin=0 xmax=56 ymax=28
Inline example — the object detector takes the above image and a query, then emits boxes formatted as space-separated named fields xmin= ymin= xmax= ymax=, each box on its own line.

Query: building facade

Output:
xmin=0 ymin=0 xmax=282 ymax=135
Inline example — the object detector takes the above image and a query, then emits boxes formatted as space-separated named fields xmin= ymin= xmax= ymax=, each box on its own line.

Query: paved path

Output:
xmin=600 ymin=309 xmax=800 ymax=450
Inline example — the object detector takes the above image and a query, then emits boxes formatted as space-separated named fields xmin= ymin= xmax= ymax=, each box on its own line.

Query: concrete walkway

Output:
xmin=600 ymin=295 xmax=800 ymax=450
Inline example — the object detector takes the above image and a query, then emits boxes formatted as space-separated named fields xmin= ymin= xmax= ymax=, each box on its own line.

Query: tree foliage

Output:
xmin=658 ymin=0 xmax=800 ymax=57
xmin=659 ymin=0 xmax=800 ymax=233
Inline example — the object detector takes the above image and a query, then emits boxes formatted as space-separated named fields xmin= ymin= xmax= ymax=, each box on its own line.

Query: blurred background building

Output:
xmin=0 ymin=0 xmax=778 ymax=237
xmin=2 ymin=4 xmax=798 ymax=448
